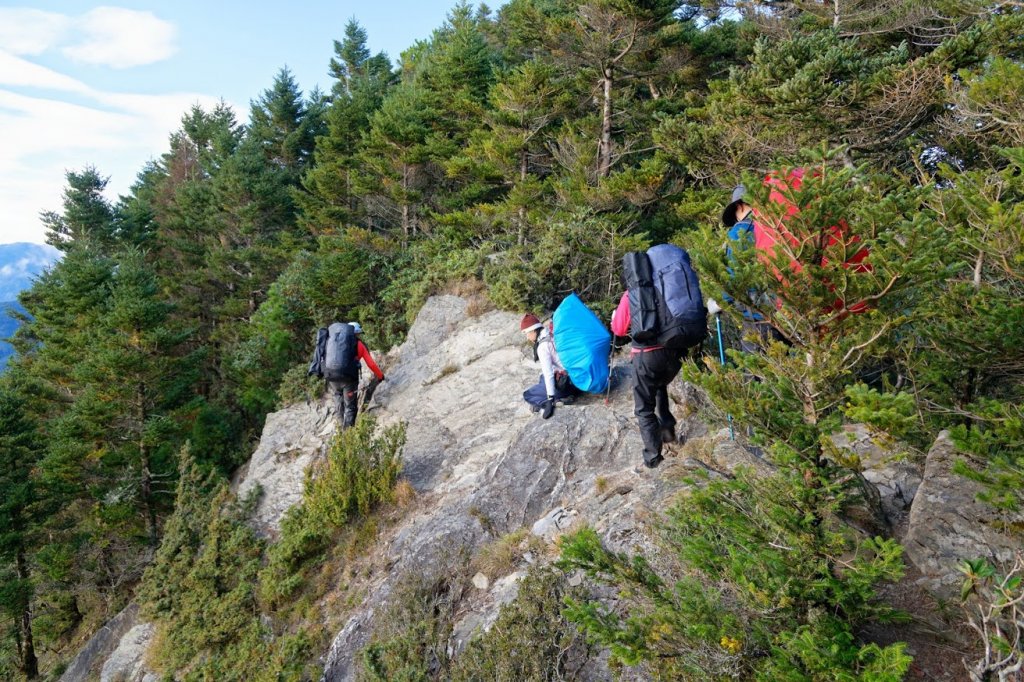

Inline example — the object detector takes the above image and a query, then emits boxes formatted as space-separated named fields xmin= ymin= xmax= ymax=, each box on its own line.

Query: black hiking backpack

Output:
xmin=323 ymin=322 xmax=360 ymax=381
xmin=623 ymin=244 xmax=707 ymax=350
xmin=307 ymin=327 xmax=330 ymax=378
xmin=623 ymin=251 xmax=659 ymax=344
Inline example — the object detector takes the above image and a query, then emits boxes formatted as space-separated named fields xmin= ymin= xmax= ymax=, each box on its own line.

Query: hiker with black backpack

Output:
xmin=307 ymin=321 xmax=385 ymax=428
xmin=613 ymin=245 xmax=708 ymax=469
xmin=520 ymin=313 xmax=581 ymax=419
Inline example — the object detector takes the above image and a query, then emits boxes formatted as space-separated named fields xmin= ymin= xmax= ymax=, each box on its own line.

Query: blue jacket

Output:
xmin=724 ymin=218 xmax=764 ymax=321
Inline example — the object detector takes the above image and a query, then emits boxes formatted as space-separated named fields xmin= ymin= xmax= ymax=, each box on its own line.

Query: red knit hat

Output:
xmin=520 ymin=313 xmax=542 ymax=333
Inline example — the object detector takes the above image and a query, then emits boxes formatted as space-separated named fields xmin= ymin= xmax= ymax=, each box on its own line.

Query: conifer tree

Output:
xmin=0 ymin=382 xmax=41 ymax=679
xmin=544 ymin=0 xmax=682 ymax=178
xmin=248 ymin=68 xmax=323 ymax=178
xmin=357 ymin=82 xmax=441 ymax=241
xmin=449 ymin=60 xmax=571 ymax=243
xmin=41 ymin=168 xmax=120 ymax=254
xmin=561 ymin=152 xmax=950 ymax=678
xmin=299 ymin=20 xmax=395 ymax=233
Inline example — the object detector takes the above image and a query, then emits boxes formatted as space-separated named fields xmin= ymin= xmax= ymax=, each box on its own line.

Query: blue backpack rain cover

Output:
xmin=552 ymin=293 xmax=611 ymax=393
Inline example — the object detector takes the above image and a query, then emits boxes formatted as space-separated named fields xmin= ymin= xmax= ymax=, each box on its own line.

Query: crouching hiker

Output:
xmin=520 ymin=313 xmax=580 ymax=419
xmin=308 ymin=321 xmax=385 ymax=428
xmin=616 ymin=245 xmax=708 ymax=469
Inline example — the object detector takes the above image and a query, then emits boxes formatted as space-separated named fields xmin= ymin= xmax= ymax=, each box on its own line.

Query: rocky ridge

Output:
xmin=62 ymin=295 xmax=1017 ymax=681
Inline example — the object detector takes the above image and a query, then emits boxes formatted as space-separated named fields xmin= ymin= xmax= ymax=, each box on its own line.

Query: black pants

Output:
xmin=522 ymin=373 xmax=580 ymax=407
xmin=632 ymin=348 xmax=683 ymax=464
xmin=328 ymin=379 xmax=359 ymax=428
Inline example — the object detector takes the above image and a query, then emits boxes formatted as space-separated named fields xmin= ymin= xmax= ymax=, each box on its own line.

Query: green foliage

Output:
xmin=843 ymin=385 xmax=918 ymax=442
xmin=450 ymin=566 xmax=594 ymax=681
xmin=139 ymin=450 xmax=321 ymax=681
xmin=484 ymin=210 xmax=649 ymax=311
xmin=0 ymin=379 xmax=41 ymax=679
xmin=259 ymin=418 xmax=405 ymax=608
xmin=686 ymin=150 xmax=950 ymax=469
xmin=950 ymin=400 xmax=1024 ymax=513
xmin=560 ymin=464 xmax=911 ymax=679
xmin=277 ymin=364 xmax=324 ymax=407
xmin=41 ymin=167 xmax=121 ymax=253
xmin=916 ymin=148 xmax=1024 ymax=515
xmin=7 ymin=2 xmax=1024 ymax=674
xmin=226 ymin=234 xmax=391 ymax=415
xmin=958 ymin=554 xmax=1024 ymax=680
xmin=359 ymin=555 xmax=470 ymax=682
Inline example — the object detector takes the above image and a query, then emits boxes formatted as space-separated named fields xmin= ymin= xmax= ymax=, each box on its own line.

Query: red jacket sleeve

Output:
xmin=357 ymin=341 xmax=384 ymax=380
xmin=611 ymin=292 xmax=630 ymax=337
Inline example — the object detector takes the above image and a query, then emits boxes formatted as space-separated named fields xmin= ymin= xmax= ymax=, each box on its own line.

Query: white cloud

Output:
xmin=0 ymin=8 xmax=71 ymax=56
xmin=63 ymin=7 xmax=178 ymax=68
xmin=0 ymin=50 xmax=93 ymax=94
xmin=0 ymin=7 xmax=220 ymax=244
xmin=0 ymin=86 xmax=232 ymax=243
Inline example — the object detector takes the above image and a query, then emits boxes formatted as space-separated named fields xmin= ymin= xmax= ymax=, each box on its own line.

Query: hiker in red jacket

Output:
xmin=723 ymin=170 xmax=872 ymax=341
xmin=310 ymin=321 xmax=384 ymax=428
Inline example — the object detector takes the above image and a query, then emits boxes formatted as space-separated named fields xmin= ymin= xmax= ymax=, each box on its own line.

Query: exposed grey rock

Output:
xmin=100 ymin=621 xmax=157 ymax=682
xmin=472 ymin=572 xmax=490 ymax=590
xmin=234 ymin=400 xmax=336 ymax=537
xmin=60 ymin=604 xmax=154 ymax=682
xmin=320 ymin=298 xmax=703 ymax=680
xmin=531 ymin=507 xmax=579 ymax=540
xmin=833 ymin=424 xmax=922 ymax=529
xmin=451 ymin=571 xmax=526 ymax=654
xmin=709 ymin=428 xmax=774 ymax=477
xmin=904 ymin=431 xmax=1024 ymax=597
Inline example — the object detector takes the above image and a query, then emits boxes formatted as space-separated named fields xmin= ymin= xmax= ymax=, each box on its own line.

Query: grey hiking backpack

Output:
xmin=307 ymin=327 xmax=330 ymax=378
xmin=323 ymin=322 xmax=360 ymax=381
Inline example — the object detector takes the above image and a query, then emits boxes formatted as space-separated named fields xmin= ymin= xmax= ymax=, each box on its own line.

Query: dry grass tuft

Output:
xmin=473 ymin=528 xmax=544 ymax=578
xmin=680 ymin=436 xmax=717 ymax=467
xmin=465 ymin=293 xmax=494 ymax=318
xmin=393 ymin=479 xmax=417 ymax=508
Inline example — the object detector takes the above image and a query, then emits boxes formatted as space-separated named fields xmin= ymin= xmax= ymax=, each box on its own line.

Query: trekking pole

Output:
xmin=710 ymin=302 xmax=735 ymax=441
xmin=604 ymin=341 xmax=613 ymax=406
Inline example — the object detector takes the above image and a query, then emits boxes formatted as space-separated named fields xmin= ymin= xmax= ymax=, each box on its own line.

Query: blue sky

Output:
xmin=0 ymin=1 xmax=497 ymax=244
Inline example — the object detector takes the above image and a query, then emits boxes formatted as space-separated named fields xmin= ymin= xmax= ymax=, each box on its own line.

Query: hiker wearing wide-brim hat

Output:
xmin=519 ymin=313 xmax=579 ymax=420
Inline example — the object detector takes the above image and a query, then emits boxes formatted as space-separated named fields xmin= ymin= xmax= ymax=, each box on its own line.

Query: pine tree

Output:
xmin=299 ymin=20 xmax=396 ymax=233
xmin=248 ymin=67 xmax=322 ymax=178
xmin=356 ymin=81 xmax=441 ymax=241
xmin=919 ymin=149 xmax=1024 ymax=513
xmin=41 ymin=168 xmax=120 ymax=254
xmin=0 ymin=381 xmax=41 ymax=679
xmin=543 ymin=0 xmax=682 ymax=178
xmin=449 ymin=60 xmax=571 ymax=244
xmin=560 ymin=151 xmax=950 ymax=678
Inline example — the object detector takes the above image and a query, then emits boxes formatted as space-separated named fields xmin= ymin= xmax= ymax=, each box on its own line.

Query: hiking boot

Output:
xmin=661 ymin=426 xmax=676 ymax=444
xmin=530 ymin=403 xmax=541 ymax=413
xmin=560 ymin=395 xmax=577 ymax=406
xmin=643 ymin=454 xmax=664 ymax=469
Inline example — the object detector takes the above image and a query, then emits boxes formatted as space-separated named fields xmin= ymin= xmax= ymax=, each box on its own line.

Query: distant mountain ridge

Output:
xmin=0 ymin=242 xmax=59 ymax=367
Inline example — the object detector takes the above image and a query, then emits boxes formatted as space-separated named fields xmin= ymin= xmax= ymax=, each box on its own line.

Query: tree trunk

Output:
xmin=137 ymin=382 xmax=157 ymax=546
xmin=16 ymin=550 xmax=38 ymax=679
xmin=401 ymin=164 xmax=410 ymax=248
xmin=598 ymin=67 xmax=614 ymax=178
xmin=518 ymin=150 xmax=528 ymax=245
xmin=833 ymin=0 xmax=841 ymax=28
